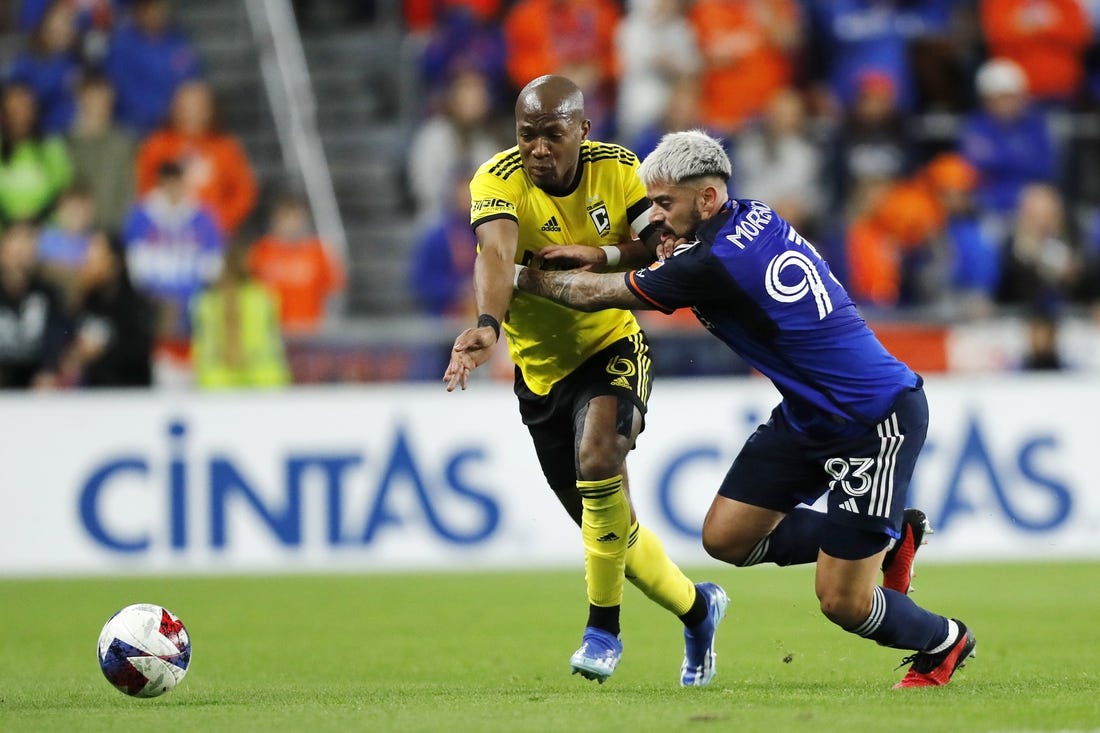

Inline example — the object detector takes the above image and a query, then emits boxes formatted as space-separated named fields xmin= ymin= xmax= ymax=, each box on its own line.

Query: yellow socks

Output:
xmin=578 ymin=475 xmax=631 ymax=609
xmin=578 ymin=478 xmax=698 ymax=622
xmin=625 ymin=521 xmax=697 ymax=616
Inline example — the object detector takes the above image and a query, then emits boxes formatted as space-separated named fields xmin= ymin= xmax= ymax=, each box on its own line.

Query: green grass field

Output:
xmin=2 ymin=562 xmax=1098 ymax=732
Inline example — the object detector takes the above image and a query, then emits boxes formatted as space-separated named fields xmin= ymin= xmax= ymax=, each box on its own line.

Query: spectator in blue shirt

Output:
xmin=959 ymin=58 xmax=1057 ymax=228
xmin=419 ymin=6 xmax=508 ymax=115
xmin=805 ymin=0 xmax=955 ymax=114
xmin=923 ymin=152 xmax=1000 ymax=316
xmin=121 ymin=161 xmax=222 ymax=339
xmin=37 ymin=185 xmax=96 ymax=300
xmin=5 ymin=0 xmax=82 ymax=135
xmin=104 ymin=0 xmax=201 ymax=134
xmin=409 ymin=169 xmax=477 ymax=318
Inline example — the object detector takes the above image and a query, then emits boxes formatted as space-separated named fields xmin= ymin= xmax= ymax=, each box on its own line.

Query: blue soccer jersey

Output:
xmin=626 ymin=199 xmax=919 ymax=435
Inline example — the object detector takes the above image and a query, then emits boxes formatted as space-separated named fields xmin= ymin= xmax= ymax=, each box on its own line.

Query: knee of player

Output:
xmin=575 ymin=447 xmax=626 ymax=481
xmin=701 ymin=525 xmax=751 ymax=566
xmin=816 ymin=587 xmax=872 ymax=628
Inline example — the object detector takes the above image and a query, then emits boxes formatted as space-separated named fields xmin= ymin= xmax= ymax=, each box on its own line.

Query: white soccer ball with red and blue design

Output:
xmin=97 ymin=603 xmax=191 ymax=697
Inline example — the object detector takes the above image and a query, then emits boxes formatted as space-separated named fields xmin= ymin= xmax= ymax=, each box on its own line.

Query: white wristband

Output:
xmin=513 ymin=264 xmax=526 ymax=288
xmin=600 ymin=245 xmax=621 ymax=267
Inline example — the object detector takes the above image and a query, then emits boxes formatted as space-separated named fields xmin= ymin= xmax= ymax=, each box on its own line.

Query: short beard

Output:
xmin=684 ymin=202 xmax=704 ymax=240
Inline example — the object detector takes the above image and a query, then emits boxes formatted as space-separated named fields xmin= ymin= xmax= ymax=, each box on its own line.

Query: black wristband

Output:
xmin=477 ymin=313 xmax=501 ymax=340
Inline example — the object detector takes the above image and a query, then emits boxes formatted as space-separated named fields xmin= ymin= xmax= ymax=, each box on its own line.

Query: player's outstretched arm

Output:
xmin=515 ymin=266 xmax=651 ymax=312
xmin=443 ymin=325 xmax=496 ymax=392
xmin=444 ymin=218 xmax=518 ymax=392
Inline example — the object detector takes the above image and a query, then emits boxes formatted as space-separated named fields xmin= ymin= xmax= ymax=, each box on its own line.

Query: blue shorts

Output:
xmin=717 ymin=386 xmax=929 ymax=543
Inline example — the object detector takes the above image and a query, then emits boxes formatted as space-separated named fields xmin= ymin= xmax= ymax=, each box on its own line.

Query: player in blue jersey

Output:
xmin=511 ymin=130 xmax=976 ymax=688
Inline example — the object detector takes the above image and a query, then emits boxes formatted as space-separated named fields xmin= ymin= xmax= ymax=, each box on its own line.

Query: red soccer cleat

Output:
xmin=894 ymin=620 xmax=976 ymax=689
xmin=882 ymin=508 xmax=932 ymax=595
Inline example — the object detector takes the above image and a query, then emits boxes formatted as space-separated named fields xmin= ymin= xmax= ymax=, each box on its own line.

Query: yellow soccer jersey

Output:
xmin=470 ymin=140 xmax=652 ymax=395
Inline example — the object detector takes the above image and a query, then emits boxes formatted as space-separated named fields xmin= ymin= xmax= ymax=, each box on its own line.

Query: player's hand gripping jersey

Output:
xmin=626 ymin=199 xmax=920 ymax=437
xmin=470 ymin=141 xmax=653 ymax=395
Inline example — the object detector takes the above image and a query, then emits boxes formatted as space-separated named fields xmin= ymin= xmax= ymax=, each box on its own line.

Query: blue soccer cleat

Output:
xmin=680 ymin=582 xmax=729 ymax=687
xmin=569 ymin=627 xmax=622 ymax=684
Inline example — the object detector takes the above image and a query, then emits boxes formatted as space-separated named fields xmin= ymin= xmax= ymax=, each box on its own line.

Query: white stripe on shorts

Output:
xmin=871 ymin=413 xmax=904 ymax=518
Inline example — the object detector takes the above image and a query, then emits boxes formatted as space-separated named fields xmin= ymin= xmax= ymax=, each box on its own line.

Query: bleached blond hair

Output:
xmin=637 ymin=130 xmax=731 ymax=186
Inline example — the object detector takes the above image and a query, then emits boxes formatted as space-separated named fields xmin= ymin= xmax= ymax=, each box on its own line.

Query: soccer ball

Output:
xmin=97 ymin=603 xmax=192 ymax=697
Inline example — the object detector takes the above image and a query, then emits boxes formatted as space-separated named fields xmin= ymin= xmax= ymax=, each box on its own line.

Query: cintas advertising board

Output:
xmin=0 ymin=376 xmax=1095 ymax=576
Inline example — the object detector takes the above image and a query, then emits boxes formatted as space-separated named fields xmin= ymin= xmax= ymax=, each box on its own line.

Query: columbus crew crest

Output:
xmin=587 ymin=200 xmax=611 ymax=236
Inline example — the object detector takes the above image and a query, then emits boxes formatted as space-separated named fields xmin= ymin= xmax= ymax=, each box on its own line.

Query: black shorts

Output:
xmin=516 ymin=333 xmax=652 ymax=491
xmin=717 ymin=385 xmax=930 ymax=542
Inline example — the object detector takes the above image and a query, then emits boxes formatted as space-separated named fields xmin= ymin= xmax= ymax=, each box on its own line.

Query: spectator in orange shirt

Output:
xmin=502 ymin=0 xmax=621 ymax=136
xmin=688 ymin=0 xmax=801 ymax=135
xmin=247 ymin=195 xmax=346 ymax=335
xmin=980 ymin=0 xmax=1091 ymax=105
xmin=846 ymin=179 xmax=945 ymax=308
xmin=135 ymin=80 xmax=258 ymax=236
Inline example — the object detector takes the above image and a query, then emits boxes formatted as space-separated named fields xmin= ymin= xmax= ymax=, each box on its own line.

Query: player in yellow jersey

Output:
xmin=442 ymin=75 xmax=727 ymax=686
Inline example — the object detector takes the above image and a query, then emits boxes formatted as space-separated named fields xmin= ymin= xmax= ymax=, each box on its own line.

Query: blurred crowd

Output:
xmin=3 ymin=0 xmax=1099 ymax=391
xmin=0 ymin=0 xmax=346 ymax=391
xmin=402 ymin=0 xmax=1100 ymax=372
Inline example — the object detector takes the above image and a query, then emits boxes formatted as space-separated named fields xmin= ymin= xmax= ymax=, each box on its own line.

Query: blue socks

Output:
xmin=740 ymin=508 xmax=951 ymax=653
xmin=742 ymin=507 xmax=827 ymax=566
xmin=849 ymin=586 xmax=951 ymax=651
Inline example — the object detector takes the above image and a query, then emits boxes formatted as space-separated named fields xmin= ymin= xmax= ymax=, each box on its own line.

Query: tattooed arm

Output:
xmin=515 ymin=266 xmax=653 ymax=312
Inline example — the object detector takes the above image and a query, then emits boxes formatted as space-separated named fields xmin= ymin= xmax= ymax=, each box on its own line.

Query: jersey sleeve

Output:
xmin=621 ymin=158 xmax=651 ymax=237
xmin=624 ymin=243 xmax=721 ymax=313
xmin=469 ymin=169 xmax=518 ymax=230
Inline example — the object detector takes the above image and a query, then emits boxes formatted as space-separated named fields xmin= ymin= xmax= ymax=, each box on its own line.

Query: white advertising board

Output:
xmin=0 ymin=375 xmax=1096 ymax=576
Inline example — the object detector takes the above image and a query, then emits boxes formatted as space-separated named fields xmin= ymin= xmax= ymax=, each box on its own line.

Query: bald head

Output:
xmin=516 ymin=75 xmax=584 ymax=122
xmin=513 ymin=75 xmax=591 ymax=194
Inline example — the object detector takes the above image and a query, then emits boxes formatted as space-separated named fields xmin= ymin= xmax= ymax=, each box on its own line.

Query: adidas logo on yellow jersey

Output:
xmin=540 ymin=216 xmax=561 ymax=232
